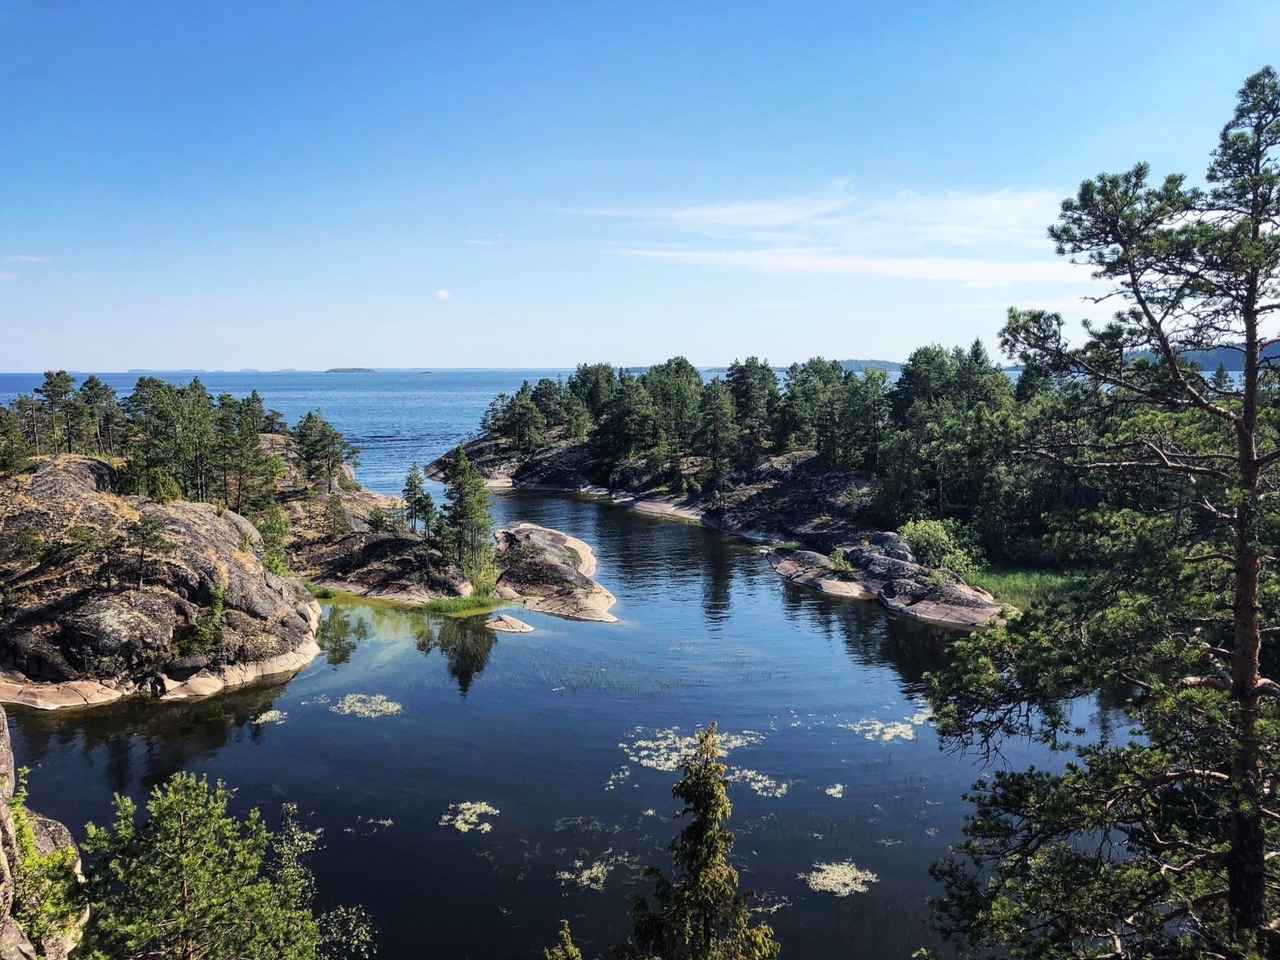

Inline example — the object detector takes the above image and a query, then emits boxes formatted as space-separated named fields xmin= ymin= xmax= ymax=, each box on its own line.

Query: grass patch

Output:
xmin=966 ymin=565 xmax=1084 ymax=610
xmin=421 ymin=595 xmax=503 ymax=615
xmin=303 ymin=581 xmax=338 ymax=600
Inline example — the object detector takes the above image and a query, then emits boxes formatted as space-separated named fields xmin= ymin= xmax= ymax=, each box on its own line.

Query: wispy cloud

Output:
xmin=626 ymin=247 xmax=1078 ymax=285
xmin=464 ymin=240 xmax=494 ymax=245
xmin=6 ymin=254 xmax=48 ymax=263
xmin=0 ymin=274 xmax=16 ymax=282
xmin=568 ymin=181 xmax=1083 ymax=288
xmin=435 ymin=289 xmax=450 ymax=300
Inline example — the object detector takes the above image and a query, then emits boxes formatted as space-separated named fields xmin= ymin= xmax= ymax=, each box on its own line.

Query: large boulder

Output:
xmin=494 ymin=523 xmax=617 ymax=622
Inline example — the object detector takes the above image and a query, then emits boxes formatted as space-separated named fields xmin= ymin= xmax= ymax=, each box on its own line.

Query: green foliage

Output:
xmin=124 ymin=514 xmax=174 ymax=590
xmin=928 ymin=67 xmax=1280 ymax=959
xmin=15 ymin=524 xmax=44 ymax=565
xmin=186 ymin=579 xmax=226 ymax=655
xmin=420 ymin=595 xmax=501 ymax=614
xmin=81 ymin=772 xmax=375 ymax=960
xmin=440 ymin=447 xmax=495 ymax=583
xmin=303 ymin=582 xmax=337 ymax=600
xmin=9 ymin=767 xmax=81 ymax=948
xmin=615 ymin=723 xmax=780 ymax=960
xmin=964 ymin=564 xmax=1081 ymax=610
xmin=293 ymin=410 xmax=361 ymax=494
xmin=898 ymin=518 xmax=982 ymax=575
xmin=324 ymin=495 xmax=350 ymax=539
xmin=544 ymin=921 xmax=584 ymax=960
xmin=367 ymin=506 xmax=390 ymax=534
xmin=255 ymin=502 xmax=292 ymax=576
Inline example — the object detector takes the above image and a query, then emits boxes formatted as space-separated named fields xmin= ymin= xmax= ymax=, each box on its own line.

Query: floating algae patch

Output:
xmin=751 ymin=892 xmax=792 ymax=915
xmin=799 ymin=860 xmax=880 ymax=897
xmin=824 ymin=783 xmax=844 ymax=798
xmin=554 ymin=847 xmax=641 ymax=892
xmin=726 ymin=766 xmax=789 ymax=798
xmin=837 ymin=708 xmax=930 ymax=743
xmin=621 ymin=726 xmax=766 ymax=772
xmin=254 ymin=709 xmax=288 ymax=725
xmin=330 ymin=693 xmax=402 ymax=718
xmin=604 ymin=766 xmax=632 ymax=791
xmin=439 ymin=801 xmax=500 ymax=834
xmin=299 ymin=694 xmax=330 ymax=707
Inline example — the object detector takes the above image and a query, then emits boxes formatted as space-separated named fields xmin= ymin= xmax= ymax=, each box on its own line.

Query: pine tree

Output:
xmin=441 ymin=446 xmax=494 ymax=583
xmin=930 ymin=67 xmax=1280 ymax=958
xmin=81 ymin=772 xmax=375 ymax=960
xmin=323 ymin=494 xmax=349 ymax=539
xmin=615 ymin=723 xmax=780 ymax=960
xmin=402 ymin=463 xmax=425 ymax=532
xmin=124 ymin=514 xmax=174 ymax=591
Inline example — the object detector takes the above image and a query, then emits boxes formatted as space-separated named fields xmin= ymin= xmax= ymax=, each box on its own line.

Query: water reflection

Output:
xmin=415 ymin=614 xmax=498 ymax=697
xmin=317 ymin=607 xmax=370 ymax=666
xmin=10 ymin=682 xmax=288 ymax=797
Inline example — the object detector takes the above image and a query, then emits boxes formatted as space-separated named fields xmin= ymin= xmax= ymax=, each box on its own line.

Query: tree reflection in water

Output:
xmin=414 ymin=614 xmax=497 ymax=697
xmin=315 ymin=606 xmax=370 ymax=667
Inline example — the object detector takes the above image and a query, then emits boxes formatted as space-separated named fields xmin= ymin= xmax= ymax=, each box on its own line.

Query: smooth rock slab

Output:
xmin=485 ymin=614 xmax=534 ymax=633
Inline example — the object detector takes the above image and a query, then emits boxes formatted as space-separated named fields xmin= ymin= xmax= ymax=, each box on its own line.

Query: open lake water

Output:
xmin=0 ymin=369 xmax=1064 ymax=958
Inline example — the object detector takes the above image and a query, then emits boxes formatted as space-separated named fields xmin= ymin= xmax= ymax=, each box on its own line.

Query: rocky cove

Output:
xmin=427 ymin=437 xmax=1005 ymax=629
xmin=0 ymin=450 xmax=619 ymax=711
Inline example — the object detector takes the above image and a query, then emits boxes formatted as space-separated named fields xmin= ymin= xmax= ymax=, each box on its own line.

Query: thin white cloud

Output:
xmin=435 ymin=289 xmax=450 ymax=300
xmin=567 ymin=181 xmax=1083 ymax=288
xmin=0 ymin=274 xmax=15 ymax=282
xmin=6 ymin=254 xmax=47 ymax=263
xmin=626 ymin=247 xmax=1079 ymax=285
xmin=464 ymin=240 xmax=494 ymax=245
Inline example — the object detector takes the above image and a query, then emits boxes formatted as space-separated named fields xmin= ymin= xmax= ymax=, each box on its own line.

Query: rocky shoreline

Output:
xmin=0 ymin=456 xmax=325 ymax=711
xmin=428 ymin=438 xmax=1008 ymax=630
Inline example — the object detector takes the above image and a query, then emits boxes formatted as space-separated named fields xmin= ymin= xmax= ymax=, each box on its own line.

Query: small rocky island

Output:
xmin=428 ymin=439 xmax=1004 ymax=629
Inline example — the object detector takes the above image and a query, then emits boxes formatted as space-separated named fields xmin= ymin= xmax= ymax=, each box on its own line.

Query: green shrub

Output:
xmin=304 ymin=582 xmax=338 ymax=600
xmin=185 ymin=580 xmax=226 ymax=655
xmin=898 ymin=518 xmax=982 ymax=575
xmin=9 ymin=767 xmax=81 ymax=946
xmin=421 ymin=595 xmax=500 ymax=614
xmin=15 ymin=525 xmax=44 ymax=565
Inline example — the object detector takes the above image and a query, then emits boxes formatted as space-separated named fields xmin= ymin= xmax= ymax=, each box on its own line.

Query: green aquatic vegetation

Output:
xmin=329 ymin=693 xmax=402 ymax=718
xmin=798 ymin=860 xmax=879 ymax=897
xmin=620 ymin=725 xmax=766 ymax=772
xmin=253 ymin=709 xmax=287 ymax=725
xmin=420 ymin=595 xmax=502 ymax=614
xmin=439 ymin=801 xmax=499 ymax=834
xmin=964 ymin=564 xmax=1083 ymax=609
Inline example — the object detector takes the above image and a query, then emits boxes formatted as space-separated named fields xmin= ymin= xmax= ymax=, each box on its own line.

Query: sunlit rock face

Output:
xmin=0 ymin=456 xmax=320 ymax=697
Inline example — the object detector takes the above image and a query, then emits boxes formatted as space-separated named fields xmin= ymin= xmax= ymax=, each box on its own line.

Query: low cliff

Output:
xmin=0 ymin=457 xmax=321 ymax=707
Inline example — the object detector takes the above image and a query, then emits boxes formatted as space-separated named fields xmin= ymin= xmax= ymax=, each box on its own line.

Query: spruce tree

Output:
xmin=615 ymin=723 xmax=780 ymax=960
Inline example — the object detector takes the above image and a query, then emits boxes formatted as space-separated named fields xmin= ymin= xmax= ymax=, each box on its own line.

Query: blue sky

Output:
xmin=2 ymin=1 xmax=1277 ymax=370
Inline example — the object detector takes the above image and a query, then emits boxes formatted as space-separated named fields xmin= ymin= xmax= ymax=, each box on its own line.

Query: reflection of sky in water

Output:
xmin=5 ymin=495 xmax=1092 ymax=960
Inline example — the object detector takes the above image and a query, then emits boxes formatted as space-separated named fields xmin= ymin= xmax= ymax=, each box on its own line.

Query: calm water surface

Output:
xmin=1 ymin=371 xmax=1066 ymax=958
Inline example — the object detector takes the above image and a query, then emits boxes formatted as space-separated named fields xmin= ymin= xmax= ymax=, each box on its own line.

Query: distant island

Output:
xmin=840 ymin=358 xmax=903 ymax=373
xmin=325 ymin=367 xmax=378 ymax=374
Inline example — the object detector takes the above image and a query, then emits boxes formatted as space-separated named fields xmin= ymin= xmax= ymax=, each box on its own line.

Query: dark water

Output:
xmin=0 ymin=371 xmax=1069 ymax=959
